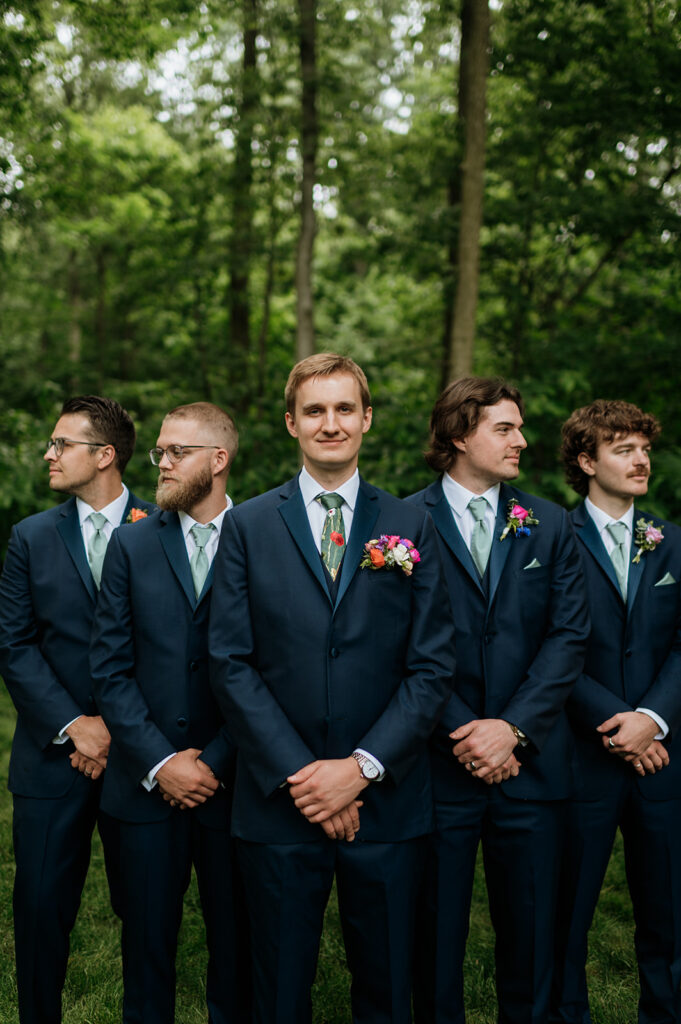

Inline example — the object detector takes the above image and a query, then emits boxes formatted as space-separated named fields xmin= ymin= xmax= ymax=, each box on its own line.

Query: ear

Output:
xmin=577 ymin=451 xmax=596 ymax=478
xmin=285 ymin=411 xmax=298 ymax=439
xmin=213 ymin=448 xmax=230 ymax=475
xmin=361 ymin=406 xmax=373 ymax=434
xmin=452 ymin=435 xmax=467 ymax=455
xmin=96 ymin=445 xmax=116 ymax=471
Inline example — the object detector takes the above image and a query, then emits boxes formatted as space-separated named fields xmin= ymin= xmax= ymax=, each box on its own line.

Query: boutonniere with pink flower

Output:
xmin=632 ymin=517 xmax=664 ymax=563
xmin=126 ymin=508 xmax=149 ymax=524
xmin=499 ymin=500 xmax=539 ymax=541
xmin=360 ymin=534 xmax=421 ymax=576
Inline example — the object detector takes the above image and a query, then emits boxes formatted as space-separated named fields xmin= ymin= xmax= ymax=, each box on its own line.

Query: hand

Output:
xmin=631 ymin=739 xmax=670 ymax=776
xmin=319 ymin=801 xmax=364 ymax=841
xmin=450 ymin=719 xmax=518 ymax=781
xmin=155 ymin=749 xmax=219 ymax=809
xmin=287 ymin=758 xmax=369 ymax=824
xmin=66 ymin=715 xmax=110 ymax=766
xmin=69 ymin=750 xmax=105 ymax=781
xmin=481 ymin=752 xmax=521 ymax=786
xmin=597 ymin=711 xmax=659 ymax=761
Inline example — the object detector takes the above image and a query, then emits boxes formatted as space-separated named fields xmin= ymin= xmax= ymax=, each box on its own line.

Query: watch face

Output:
xmin=362 ymin=760 xmax=380 ymax=780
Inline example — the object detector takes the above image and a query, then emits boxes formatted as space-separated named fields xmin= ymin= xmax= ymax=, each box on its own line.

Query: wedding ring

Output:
xmin=470 ymin=761 xmax=477 ymax=770
xmin=635 ymin=761 xmax=642 ymax=768
xmin=608 ymin=738 xmax=615 ymax=749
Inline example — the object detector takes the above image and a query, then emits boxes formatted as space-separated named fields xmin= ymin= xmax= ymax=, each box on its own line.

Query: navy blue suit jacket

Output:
xmin=568 ymin=502 xmax=681 ymax=801
xmin=89 ymin=510 xmax=234 ymax=825
xmin=209 ymin=474 xmax=456 ymax=844
xmin=408 ymin=479 xmax=589 ymax=802
xmin=0 ymin=491 xmax=154 ymax=798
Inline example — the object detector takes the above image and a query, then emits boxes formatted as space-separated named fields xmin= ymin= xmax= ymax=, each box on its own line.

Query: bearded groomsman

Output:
xmin=409 ymin=376 xmax=589 ymax=1024
xmin=89 ymin=402 xmax=249 ymax=1024
xmin=550 ymin=400 xmax=681 ymax=1024
xmin=0 ymin=395 xmax=153 ymax=1024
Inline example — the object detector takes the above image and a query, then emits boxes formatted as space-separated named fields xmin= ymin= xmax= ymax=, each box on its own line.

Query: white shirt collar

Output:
xmin=585 ymin=496 xmax=634 ymax=536
xmin=178 ymin=495 xmax=233 ymax=540
xmin=442 ymin=473 xmax=500 ymax=519
xmin=299 ymin=466 xmax=359 ymax=512
xmin=76 ymin=485 xmax=129 ymax=528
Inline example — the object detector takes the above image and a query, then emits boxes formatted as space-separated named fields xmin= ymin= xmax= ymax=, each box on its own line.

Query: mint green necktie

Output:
xmin=87 ymin=512 xmax=108 ymax=590
xmin=190 ymin=523 xmax=215 ymax=598
xmin=606 ymin=521 xmax=628 ymax=599
xmin=468 ymin=497 xmax=492 ymax=578
xmin=316 ymin=493 xmax=345 ymax=582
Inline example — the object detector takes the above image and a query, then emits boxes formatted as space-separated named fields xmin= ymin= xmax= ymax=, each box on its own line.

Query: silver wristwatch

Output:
xmin=352 ymin=751 xmax=381 ymax=781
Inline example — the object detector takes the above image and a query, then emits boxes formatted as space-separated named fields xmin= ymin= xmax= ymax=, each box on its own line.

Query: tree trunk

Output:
xmin=67 ymin=249 xmax=82 ymax=386
xmin=295 ymin=0 xmax=317 ymax=360
xmin=443 ymin=0 xmax=490 ymax=385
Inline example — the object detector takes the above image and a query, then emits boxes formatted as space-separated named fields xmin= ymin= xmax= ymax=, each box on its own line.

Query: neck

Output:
xmin=587 ymin=487 xmax=634 ymax=521
xmin=446 ymin=465 xmax=500 ymax=496
xmin=187 ymin=488 xmax=227 ymax=525
xmin=74 ymin=476 xmax=124 ymax=512
xmin=304 ymin=462 xmax=357 ymax=492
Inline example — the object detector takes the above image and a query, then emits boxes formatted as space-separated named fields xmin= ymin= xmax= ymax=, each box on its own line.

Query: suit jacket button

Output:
xmin=189 ymin=660 xmax=199 ymax=671
xmin=177 ymin=716 xmax=188 ymax=727
xmin=624 ymin=649 xmax=632 ymax=658
xmin=330 ymin=647 xmax=339 ymax=658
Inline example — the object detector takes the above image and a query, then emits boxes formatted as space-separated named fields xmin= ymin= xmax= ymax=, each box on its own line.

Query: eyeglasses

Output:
xmin=46 ymin=438 xmax=109 ymax=457
xmin=149 ymin=445 xmax=219 ymax=466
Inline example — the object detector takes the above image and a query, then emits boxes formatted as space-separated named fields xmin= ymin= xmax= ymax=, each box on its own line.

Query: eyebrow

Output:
xmin=301 ymin=400 xmax=357 ymax=412
xmin=493 ymin=420 xmax=521 ymax=428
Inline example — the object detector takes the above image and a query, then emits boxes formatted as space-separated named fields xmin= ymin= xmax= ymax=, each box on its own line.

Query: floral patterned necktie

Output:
xmin=316 ymin=493 xmax=345 ymax=581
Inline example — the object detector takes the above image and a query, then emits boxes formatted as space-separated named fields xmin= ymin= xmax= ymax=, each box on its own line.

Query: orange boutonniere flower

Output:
xmin=126 ymin=508 xmax=149 ymax=523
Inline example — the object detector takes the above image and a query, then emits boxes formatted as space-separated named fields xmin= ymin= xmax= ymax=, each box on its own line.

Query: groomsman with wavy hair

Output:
xmin=551 ymin=399 xmax=681 ymax=1024
xmin=409 ymin=376 xmax=589 ymax=1024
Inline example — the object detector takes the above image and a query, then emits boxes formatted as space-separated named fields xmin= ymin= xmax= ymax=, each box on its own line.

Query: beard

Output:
xmin=156 ymin=463 xmax=213 ymax=512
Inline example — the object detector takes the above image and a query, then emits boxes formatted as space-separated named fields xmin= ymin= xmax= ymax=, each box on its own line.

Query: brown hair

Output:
xmin=561 ymin=399 xmax=661 ymax=497
xmin=60 ymin=395 xmax=136 ymax=473
xmin=284 ymin=353 xmax=371 ymax=416
xmin=424 ymin=376 xmax=525 ymax=473
xmin=163 ymin=402 xmax=239 ymax=463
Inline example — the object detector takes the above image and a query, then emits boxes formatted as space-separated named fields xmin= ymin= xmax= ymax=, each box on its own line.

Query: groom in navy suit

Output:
xmin=408 ymin=376 xmax=589 ymax=1024
xmin=551 ymin=400 xmax=681 ymax=1024
xmin=90 ymin=402 xmax=249 ymax=1024
xmin=0 ymin=395 xmax=153 ymax=1024
xmin=209 ymin=353 xmax=456 ymax=1024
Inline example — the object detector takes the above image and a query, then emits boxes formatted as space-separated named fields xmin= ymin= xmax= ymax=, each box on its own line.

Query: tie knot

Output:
xmin=468 ymin=497 xmax=487 ymax=523
xmin=89 ymin=512 xmax=107 ymax=531
xmin=190 ymin=523 xmax=215 ymax=550
xmin=316 ymin=492 xmax=343 ymax=514
xmin=607 ymin=521 xmax=628 ymax=546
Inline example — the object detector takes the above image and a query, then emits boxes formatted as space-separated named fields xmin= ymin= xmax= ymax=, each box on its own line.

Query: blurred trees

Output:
xmin=1 ymin=0 xmax=680 ymax=549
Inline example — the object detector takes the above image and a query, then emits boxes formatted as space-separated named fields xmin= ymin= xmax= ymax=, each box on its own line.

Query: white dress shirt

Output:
xmin=584 ymin=498 xmax=667 ymax=739
xmin=143 ymin=498 xmax=233 ymax=790
xmin=297 ymin=468 xmax=384 ymax=781
xmin=442 ymin=473 xmax=500 ymax=551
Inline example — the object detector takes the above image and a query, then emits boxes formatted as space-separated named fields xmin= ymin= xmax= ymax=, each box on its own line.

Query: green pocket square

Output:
xmin=655 ymin=572 xmax=676 ymax=587
xmin=523 ymin=558 xmax=542 ymax=570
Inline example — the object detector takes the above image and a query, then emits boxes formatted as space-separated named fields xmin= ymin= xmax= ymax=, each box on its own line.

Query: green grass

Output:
xmin=0 ymin=685 xmax=639 ymax=1022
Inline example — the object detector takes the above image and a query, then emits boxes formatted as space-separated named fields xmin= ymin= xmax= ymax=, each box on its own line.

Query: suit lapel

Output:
xmin=278 ymin=477 xmax=332 ymax=604
xmin=626 ymin=507 xmax=647 ymax=615
xmin=334 ymin=479 xmax=380 ymax=610
xmin=56 ymin=497 xmax=96 ymax=601
xmin=573 ymin=502 xmax=624 ymax=600
xmin=487 ymin=484 xmax=514 ymax=609
xmin=426 ymin=480 xmax=484 ymax=594
xmin=158 ymin=511 xmax=197 ymax=609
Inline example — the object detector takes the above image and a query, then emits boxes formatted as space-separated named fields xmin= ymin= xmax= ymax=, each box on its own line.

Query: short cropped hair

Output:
xmin=561 ymin=399 xmax=661 ymax=497
xmin=284 ymin=353 xmax=371 ymax=416
xmin=424 ymin=376 xmax=525 ymax=473
xmin=163 ymin=402 xmax=239 ymax=463
xmin=60 ymin=395 xmax=136 ymax=473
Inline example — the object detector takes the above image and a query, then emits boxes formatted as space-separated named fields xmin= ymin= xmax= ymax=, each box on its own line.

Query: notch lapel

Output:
xmin=573 ymin=503 xmax=624 ymax=600
xmin=487 ymin=485 xmax=514 ymax=609
xmin=426 ymin=480 xmax=484 ymax=595
xmin=334 ymin=479 xmax=380 ymax=611
xmin=626 ymin=508 xmax=647 ymax=615
xmin=56 ymin=498 xmax=96 ymax=601
xmin=278 ymin=477 xmax=332 ymax=604
xmin=158 ymin=511 xmax=197 ymax=609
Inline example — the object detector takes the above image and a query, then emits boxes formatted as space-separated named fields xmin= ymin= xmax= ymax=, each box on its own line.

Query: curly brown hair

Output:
xmin=424 ymin=377 xmax=525 ymax=473
xmin=560 ymin=399 xmax=661 ymax=497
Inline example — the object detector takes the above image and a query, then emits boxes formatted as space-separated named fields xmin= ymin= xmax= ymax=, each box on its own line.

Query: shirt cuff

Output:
xmin=53 ymin=715 xmax=82 ymax=745
xmin=141 ymin=752 xmax=177 ymax=792
xmin=636 ymin=707 xmax=669 ymax=740
xmin=353 ymin=748 xmax=386 ymax=781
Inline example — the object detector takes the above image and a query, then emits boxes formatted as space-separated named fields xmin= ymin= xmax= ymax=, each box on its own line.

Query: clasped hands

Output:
xmin=287 ymin=758 xmax=369 ymax=842
xmin=449 ymin=719 xmax=521 ymax=784
xmin=597 ymin=711 xmax=669 ymax=776
xmin=156 ymin=748 xmax=219 ymax=809
xmin=67 ymin=714 xmax=111 ymax=781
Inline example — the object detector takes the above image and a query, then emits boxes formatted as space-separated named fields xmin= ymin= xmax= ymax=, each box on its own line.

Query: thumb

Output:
xmin=596 ymin=715 xmax=620 ymax=734
xmin=287 ymin=761 xmax=320 ymax=784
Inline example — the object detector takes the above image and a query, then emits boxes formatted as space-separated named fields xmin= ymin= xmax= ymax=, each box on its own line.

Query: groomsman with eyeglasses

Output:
xmin=0 ymin=395 xmax=153 ymax=1024
xmin=90 ymin=402 xmax=249 ymax=1024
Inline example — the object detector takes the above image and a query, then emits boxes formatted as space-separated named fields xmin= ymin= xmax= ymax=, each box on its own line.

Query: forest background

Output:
xmin=0 ymin=1 xmax=679 ymax=1021
xmin=1 ymin=0 xmax=681 ymax=551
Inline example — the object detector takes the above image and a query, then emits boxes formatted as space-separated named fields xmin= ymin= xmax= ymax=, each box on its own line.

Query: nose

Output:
xmin=513 ymin=430 xmax=527 ymax=450
xmin=321 ymin=410 xmax=339 ymax=433
xmin=158 ymin=449 xmax=174 ymax=469
xmin=44 ymin=442 xmax=57 ymax=462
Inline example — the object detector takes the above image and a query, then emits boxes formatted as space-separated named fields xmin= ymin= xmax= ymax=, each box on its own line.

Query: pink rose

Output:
xmin=386 ymin=535 xmax=401 ymax=549
xmin=410 ymin=548 xmax=421 ymax=563
xmin=511 ymin=505 xmax=529 ymax=521
xmin=646 ymin=526 xmax=663 ymax=544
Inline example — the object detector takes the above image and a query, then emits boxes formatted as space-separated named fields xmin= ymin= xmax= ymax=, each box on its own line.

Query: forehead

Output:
xmin=157 ymin=416 xmax=207 ymax=443
xmin=598 ymin=431 xmax=651 ymax=453
xmin=477 ymin=399 xmax=523 ymax=428
xmin=52 ymin=412 xmax=93 ymax=438
xmin=295 ymin=372 xmax=363 ymax=409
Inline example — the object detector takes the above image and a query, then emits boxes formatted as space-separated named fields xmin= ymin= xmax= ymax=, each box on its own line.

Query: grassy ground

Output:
xmin=0 ymin=686 xmax=639 ymax=1023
